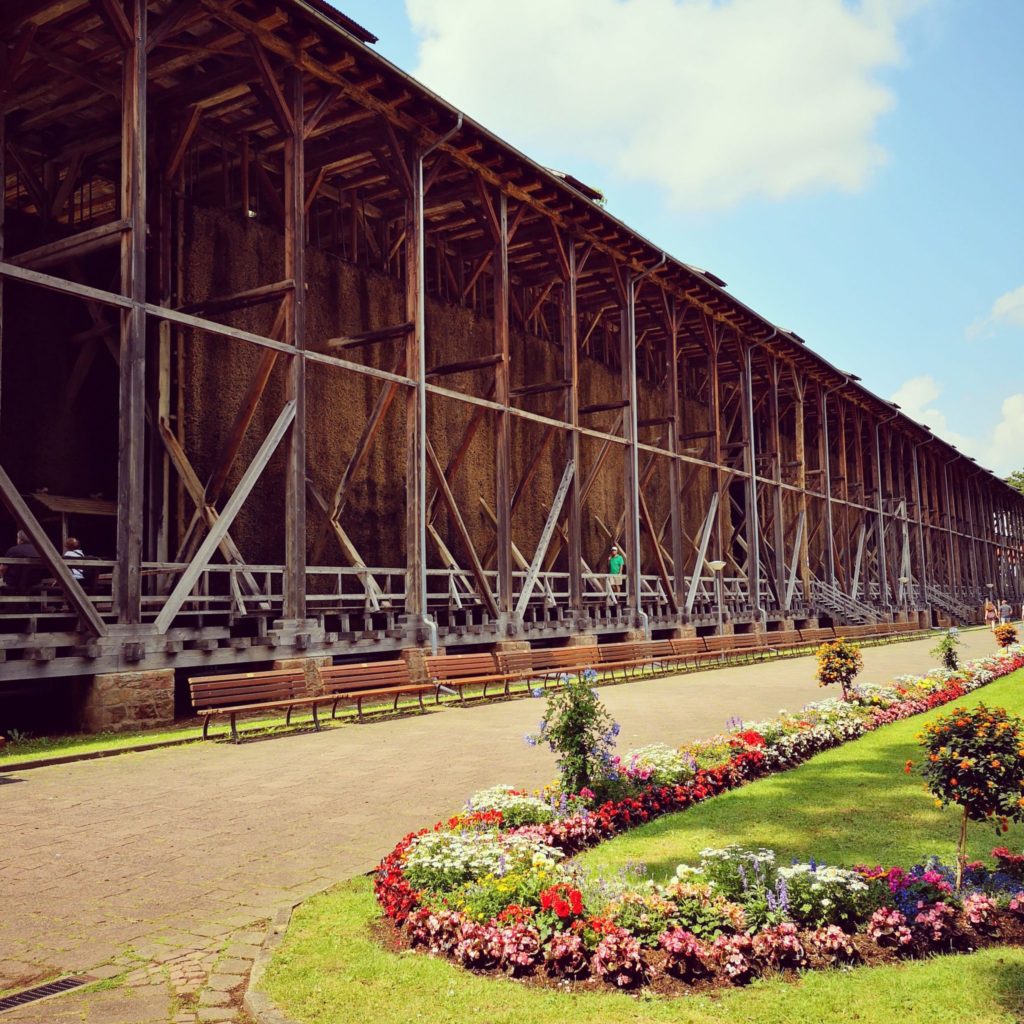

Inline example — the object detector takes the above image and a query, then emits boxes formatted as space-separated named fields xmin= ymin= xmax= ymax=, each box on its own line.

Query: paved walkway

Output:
xmin=0 ymin=629 xmax=998 ymax=1022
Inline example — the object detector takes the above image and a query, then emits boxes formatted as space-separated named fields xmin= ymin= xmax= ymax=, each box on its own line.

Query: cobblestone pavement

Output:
xmin=0 ymin=629 xmax=998 ymax=1022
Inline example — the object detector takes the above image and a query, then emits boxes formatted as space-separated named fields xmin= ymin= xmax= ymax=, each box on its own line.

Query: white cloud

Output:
xmin=891 ymin=374 xmax=1024 ymax=477
xmin=968 ymin=284 xmax=1024 ymax=339
xmin=406 ymin=0 xmax=925 ymax=211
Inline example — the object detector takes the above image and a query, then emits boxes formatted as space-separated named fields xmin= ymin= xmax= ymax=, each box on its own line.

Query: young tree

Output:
xmin=1006 ymin=468 xmax=1024 ymax=496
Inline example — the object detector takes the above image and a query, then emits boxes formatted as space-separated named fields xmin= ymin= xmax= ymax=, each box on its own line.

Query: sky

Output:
xmin=333 ymin=0 xmax=1024 ymax=476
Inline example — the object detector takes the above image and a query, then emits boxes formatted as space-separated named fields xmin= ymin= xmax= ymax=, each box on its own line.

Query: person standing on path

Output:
xmin=985 ymin=599 xmax=998 ymax=630
xmin=609 ymin=544 xmax=625 ymax=592
xmin=999 ymin=598 xmax=1013 ymax=625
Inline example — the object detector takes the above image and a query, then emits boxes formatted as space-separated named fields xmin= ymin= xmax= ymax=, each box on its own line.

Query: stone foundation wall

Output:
xmin=79 ymin=670 xmax=175 ymax=733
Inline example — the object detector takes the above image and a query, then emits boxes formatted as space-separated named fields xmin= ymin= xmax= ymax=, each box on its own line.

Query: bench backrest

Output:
xmin=530 ymin=647 xmax=593 ymax=672
xmin=704 ymin=633 xmax=766 ymax=654
xmin=639 ymin=639 xmax=676 ymax=659
xmin=497 ymin=651 xmax=533 ymax=676
xmin=835 ymin=624 xmax=871 ymax=639
xmin=670 ymin=637 xmax=707 ymax=657
xmin=799 ymin=627 xmax=836 ymax=644
xmin=769 ymin=630 xmax=802 ymax=647
xmin=425 ymin=652 xmax=499 ymax=680
xmin=319 ymin=660 xmax=411 ymax=694
xmin=189 ymin=670 xmax=306 ymax=709
xmin=596 ymin=642 xmax=639 ymax=662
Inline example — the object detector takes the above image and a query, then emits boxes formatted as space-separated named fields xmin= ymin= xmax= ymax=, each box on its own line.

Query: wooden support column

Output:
xmin=742 ymin=340 xmax=762 ymax=621
xmin=494 ymin=191 xmax=514 ymax=631
xmin=114 ymin=0 xmax=147 ymax=624
xmin=282 ymin=68 xmax=306 ymax=620
xmin=769 ymin=360 xmax=786 ymax=605
xmin=820 ymin=385 xmax=837 ymax=587
xmin=404 ymin=148 xmax=427 ymax=634
xmin=792 ymin=368 xmax=811 ymax=600
xmin=0 ymin=111 xmax=5 ymax=428
xmin=622 ymin=276 xmax=644 ymax=627
xmin=562 ymin=240 xmax=583 ymax=621
xmin=666 ymin=297 xmax=685 ymax=612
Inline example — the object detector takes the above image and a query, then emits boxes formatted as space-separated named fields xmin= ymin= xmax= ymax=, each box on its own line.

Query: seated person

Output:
xmin=0 ymin=530 xmax=46 ymax=593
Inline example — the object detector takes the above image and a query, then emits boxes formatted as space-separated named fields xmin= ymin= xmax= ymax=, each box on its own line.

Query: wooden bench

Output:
xmin=799 ymin=626 xmax=837 ymax=645
xmin=528 ymin=647 xmax=595 ymax=683
xmin=670 ymin=636 xmax=716 ymax=668
xmin=319 ymin=660 xmax=438 ymax=719
xmin=703 ymin=633 xmax=773 ymax=661
xmin=765 ymin=629 xmax=804 ymax=652
xmin=425 ymin=652 xmax=529 ymax=700
xmin=596 ymin=639 xmax=681 ymax=677
xmin=189 ymin=669 xmax=327 ymax=742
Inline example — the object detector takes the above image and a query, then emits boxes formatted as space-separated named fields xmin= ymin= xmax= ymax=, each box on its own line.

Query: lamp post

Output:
xmin=707 ymin=559 xmax=726 ymax=636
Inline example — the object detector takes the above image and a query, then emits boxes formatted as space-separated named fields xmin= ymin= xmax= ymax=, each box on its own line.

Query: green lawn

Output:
xmin=261 ymin=668 xmax=1024 ymax=1024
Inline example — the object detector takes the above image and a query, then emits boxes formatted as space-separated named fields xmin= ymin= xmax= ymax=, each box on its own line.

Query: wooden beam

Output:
xmin=515 ymin=461 xmax=574 ymax=618
xmin=425 ymin=437 xmax=499 ymax=618
xmin=325 ymin=320 xmax=413 ymax=348
xmin=0 ymin=462 xmax=108 ymax=636
xmin=426 ymin=353 xmax=502 ymax=377
xmin=92 ymin=0 xmax=133 ymax=49
xmin=247 ymin=35 xmax=292 ymax=134
xmin=164 ymin=105 xmax=203 ymax=183
xmin=155 ymin=402 xmax=295 ymax=633
xmin=115 ymin=0 xmax=147 ymax=623
xmin=178 ymin=278 xmax=294 ymax=316
xmin=8 ymin=219 xmax=129 ymax=271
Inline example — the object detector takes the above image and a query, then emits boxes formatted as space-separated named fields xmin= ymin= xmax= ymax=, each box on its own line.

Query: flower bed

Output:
xmin=374 ymin=647 xmax=1024 ymax=993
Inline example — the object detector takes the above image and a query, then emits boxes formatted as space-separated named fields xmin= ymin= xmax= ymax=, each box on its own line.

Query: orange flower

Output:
xmin=904 ymin=760 xmax=914 ymax=774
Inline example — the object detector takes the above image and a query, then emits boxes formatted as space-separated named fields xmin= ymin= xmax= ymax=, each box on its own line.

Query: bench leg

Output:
xmin=230 ymin=713 xmax=239 ymax=744
xmin=312 ymin=703 xmax=321 ymax=732
xmin=331 ymin=699 xmax=340 ymax=719
xmin=356 ymin=697 xmax=364 ymax=721
xmin=417 ymin=692 xmax=425 ymax=713
xmin=202 ymin=716 xmax=211 ymax=740
xmin=286 ymin=706 xmax=293 ymax=726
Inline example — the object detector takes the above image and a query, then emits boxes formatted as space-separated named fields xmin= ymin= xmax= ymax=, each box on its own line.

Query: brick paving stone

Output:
xmin=1 ymin=630 xmax=1000 ymax=1024
xmin=198 ymin=989 xmax=232 ymax=1007
xmin=196 ymin=1010 xmax=236 ymax=1023
xmin=205 ymin=974 xmax=243 ymax=993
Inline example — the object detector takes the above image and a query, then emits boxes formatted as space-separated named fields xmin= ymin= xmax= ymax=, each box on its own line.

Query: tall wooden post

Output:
xmin=742 ymin=340 xmax=761 ymax=620
xmin=282 ymin=68 xmax=306 ymax=620
xmin=404 ymin=149 xmax=427 ymax=637
xmin=769 ymin=360 xmax=786 ymax=605
xmin=0 ymin=112 xmax=5 ymax=428
xmin=115 ymin=0 xmax=147 ymax=624
xmin=666 ymin=297 xmax=685 ymax=612
xmin=622 ymin=291 xmax=642 ymax=626
xmin=792 ymin=368 xmax=811 ymax=600
xmin=494 ymin=192 xmax=513 ymax=632
xmin=562 ymin=242 xmax=583 ymax=621
xmin=820 ymin=386 xmax=836 ymax=587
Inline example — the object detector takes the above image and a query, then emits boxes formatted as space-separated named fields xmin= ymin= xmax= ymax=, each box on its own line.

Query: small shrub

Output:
xmin=994 ymin=623 xmax=1018 ymax=648
xmin=545 ymin=932 xmax=588 ymax=977
xmin=658 ymin=928 xmax=710 ymax=979
xmin=868 ymin=907 xmax=913 ymax=948
xmin=912 ymin=901 xmax=957 ymax=947
xmin=963 ymin=891 xmax=998 ymax=931
xmin=809 ymin=924 xmax=859 ymax=964
xmin=931 ymin=629 xmax=961 ymax=671
xmin=497 ymin=923 xmax=542 ymax=973
xmin=815 ymin=639 xmax=864 ymax=699
xmin=453 ymin=921 xmax=503 ymax=968
xmin=606 ymin=890 xmax=678 ymax=947
xmin=914 ymin=703 xmax=1024 ymax=888
xmin=711 ymin=932 xmax=755 ymax=983
xmin=591 ymin=926 xmax=646 ymax=987
xmin=526 ymin=669 xmax=619 ymax=795
xmin=751 ymin=922 xmax=806 ymax=970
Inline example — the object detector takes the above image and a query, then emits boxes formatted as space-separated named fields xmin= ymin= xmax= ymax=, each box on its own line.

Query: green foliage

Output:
xmin=605 ymin=890 xmax=678 ymax=947
xmin=814 ymin=639 xmax=863 ymax=699
xmin=527 ymin=669 xmax=618 ymax=795
xmin=452 ymin=869 xmax=546 ymax=923
xmin=916 ymin=703 xmax=1024 ymax=828
xmin=1006 ymin=468 xmax=1024 ymax=496
xmin=931 ymin=628 xmax=961 ymax=670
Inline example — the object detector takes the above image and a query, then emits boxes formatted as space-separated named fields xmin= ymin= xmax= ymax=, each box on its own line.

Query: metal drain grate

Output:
xmin=0 ymin=976 xmax=91 ymax=1013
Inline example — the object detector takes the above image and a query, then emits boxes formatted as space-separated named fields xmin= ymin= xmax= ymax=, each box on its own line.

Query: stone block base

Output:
xmin=669 ymin=625 xmax=698 ymax=639
xmin=494 ymin=640 xmax=531 ymax=654
xmin=400 ymin=646 xmax=433 ymax=683
xmin=79 ymin=669 xmax=175 ymax=733
xmin=274 ymin=656 xmax=332 ymax=696
xmin=561 ymin=634 xmax=598 ymax=649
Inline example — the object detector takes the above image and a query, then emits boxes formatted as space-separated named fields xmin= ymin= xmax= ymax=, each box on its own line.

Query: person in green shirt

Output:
xmin=609 ymin=545 xmax=625 ymax=590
